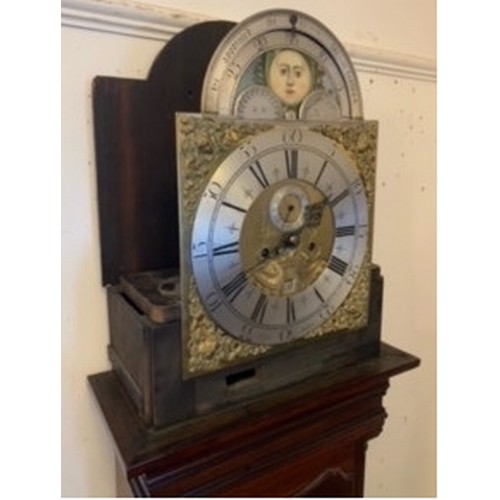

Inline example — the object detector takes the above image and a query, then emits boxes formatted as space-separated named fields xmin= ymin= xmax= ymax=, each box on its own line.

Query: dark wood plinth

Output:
xmin=89 ymin=343 xmax=419 ymax=497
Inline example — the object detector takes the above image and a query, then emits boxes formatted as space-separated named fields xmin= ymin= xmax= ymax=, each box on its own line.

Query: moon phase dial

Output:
xmin=201 ymin=9 xmax=363 ymax=120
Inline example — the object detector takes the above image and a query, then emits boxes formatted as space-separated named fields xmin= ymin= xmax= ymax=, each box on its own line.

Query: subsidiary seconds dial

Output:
xmin=190 ymin=127 xmax=369 ymax=345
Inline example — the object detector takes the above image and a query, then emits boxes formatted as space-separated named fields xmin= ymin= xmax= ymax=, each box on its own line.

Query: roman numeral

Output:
xmin=251 ymin=294 xmax=268 ymax=323
xmin=221 ymin=201 xmax=247 ymax=213
xmin=221 ymin=271 xmax=248 ymax=302
xmin=192 ymin=241 xmax=207 ymax=259
xmin=279 ymin=329 xmax=293 ymax=342
xmin=249 ymin=160 xmax=269 ymax=188
xmin=328 ymin=255 xmax=348 ymax=276
xmin=285 ymin=149 xmax=298 ymax=178
xmin=314 ymin=287 xmax=326 ymax=304
xmin=314 ymin=160 xmax=328 ymax=187
xmin=286 ymin=297 xmax=296 ymax=324
xmin=329 ymin=189 xmax=349 ymax=208
xmin=204 ymin=291 xmax=222 ymax=312
xmin=336 ymin=225 xmax=356 ymax=237
xmin=193 ymin=253 xmax=207 ymax=259
xmin=212 ymin=241 xmax=239 ymax=256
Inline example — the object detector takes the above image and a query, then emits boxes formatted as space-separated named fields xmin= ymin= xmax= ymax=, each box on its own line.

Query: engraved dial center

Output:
xmin=240 ymin=179 xmax=334 ymax=297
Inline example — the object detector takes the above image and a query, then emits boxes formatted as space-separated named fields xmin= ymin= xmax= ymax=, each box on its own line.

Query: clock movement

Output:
xmin=91 ymin=8 xmax=415 ymax=432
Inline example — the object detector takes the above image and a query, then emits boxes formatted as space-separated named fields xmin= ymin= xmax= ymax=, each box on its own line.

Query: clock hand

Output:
xmin=243 ymin=245 xmax=281 ymax=277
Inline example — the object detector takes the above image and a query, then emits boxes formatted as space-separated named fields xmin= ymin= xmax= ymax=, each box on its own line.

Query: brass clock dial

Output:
xmin=177 ymin=115 xmax=377 ymax=376
xmin=189 ymin=127 xmax=368 ymax=346
xmin=201 ymin=9 xmax=363 ymax=120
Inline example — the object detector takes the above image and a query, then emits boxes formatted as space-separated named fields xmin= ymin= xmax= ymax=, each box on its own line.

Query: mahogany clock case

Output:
xmin=92 ymin=21 xmax=382 ymax=429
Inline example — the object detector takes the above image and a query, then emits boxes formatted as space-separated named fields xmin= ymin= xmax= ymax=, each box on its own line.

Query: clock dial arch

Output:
xmin=190 ymin=127 xmax=369 ymax=345
xmin=201 ymin=9 xmax=363 ymax=120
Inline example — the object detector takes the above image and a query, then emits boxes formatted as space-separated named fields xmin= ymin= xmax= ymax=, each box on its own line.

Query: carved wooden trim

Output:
xmin=295 ymin=467 xmax=356 ymax=497
xmin=61 ymin=0 xmax=436 ymax=82
xmin=89 ymin=343 xmax=419 ymax=496
xmin=61 ymin=0 xmax=208 ymax=39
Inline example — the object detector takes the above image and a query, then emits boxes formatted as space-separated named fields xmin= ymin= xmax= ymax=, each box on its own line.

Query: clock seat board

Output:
xmin=89 ymin=343 xmax=419 ymax=496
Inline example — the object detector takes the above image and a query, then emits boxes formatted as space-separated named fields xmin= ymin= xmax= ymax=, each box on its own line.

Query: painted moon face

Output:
xmin=267 ymin=50 xmax=313 ymax=107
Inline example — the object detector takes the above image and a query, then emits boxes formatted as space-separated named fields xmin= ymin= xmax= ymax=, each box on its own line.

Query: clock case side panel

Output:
xmin=92 ymin=20 xmax=236 ymax=286
xmin=91 ymin=21 xmax=236 ymax=427
xmin=106 ymin=287 xmax=196 ymax=426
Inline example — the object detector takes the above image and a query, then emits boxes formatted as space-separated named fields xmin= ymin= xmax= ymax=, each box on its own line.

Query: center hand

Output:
xmin=243 ymin=245 xmax=279 ymax=276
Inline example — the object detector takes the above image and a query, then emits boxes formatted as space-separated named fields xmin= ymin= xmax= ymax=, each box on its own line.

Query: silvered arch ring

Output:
xmin=201 ymin=9 xmax=363 ymax=119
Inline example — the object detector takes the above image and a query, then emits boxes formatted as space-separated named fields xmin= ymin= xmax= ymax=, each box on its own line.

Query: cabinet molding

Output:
xmin=61 ymin=0 xmax=436 ymax=82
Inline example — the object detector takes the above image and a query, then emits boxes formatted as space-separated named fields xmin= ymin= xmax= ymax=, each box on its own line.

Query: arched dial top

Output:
xmin=189 ymin=126 xmax=369 ymax=345
xmin=201 ymin=9 xmax=363 ymax=120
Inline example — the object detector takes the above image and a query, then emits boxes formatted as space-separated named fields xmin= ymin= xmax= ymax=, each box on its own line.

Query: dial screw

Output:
xmin=286 ymin=234 xmax=299 ymax=247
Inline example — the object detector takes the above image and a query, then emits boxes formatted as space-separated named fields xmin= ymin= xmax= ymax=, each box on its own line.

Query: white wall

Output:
xmin=61 ymin=0 xmax=436 ymax=496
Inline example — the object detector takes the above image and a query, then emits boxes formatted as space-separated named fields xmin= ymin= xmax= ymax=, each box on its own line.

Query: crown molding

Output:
xmin=61 ymin=0 xmax=209 ymax=39
xmin=61 ymin=0 xmax=436 ymax=82
xmin=347 ymin=44 xmax=436 ymax=82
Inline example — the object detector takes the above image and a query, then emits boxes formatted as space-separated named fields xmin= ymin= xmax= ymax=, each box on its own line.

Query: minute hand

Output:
xmin=304 ymin=186 xmax=353 ymax=227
